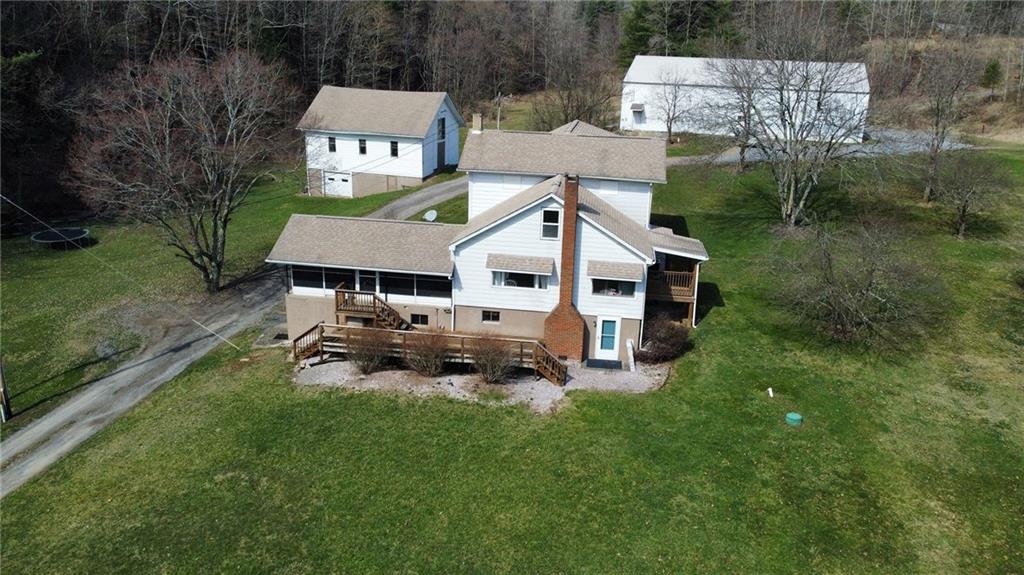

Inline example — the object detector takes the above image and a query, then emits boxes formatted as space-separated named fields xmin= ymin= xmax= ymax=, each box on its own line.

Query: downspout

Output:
xmin=691 ymin=262 xmax=701 ymax=328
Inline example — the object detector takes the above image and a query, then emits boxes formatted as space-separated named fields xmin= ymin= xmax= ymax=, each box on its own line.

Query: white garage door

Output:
xmin=324 ymin=172 xmax=352 ymax=198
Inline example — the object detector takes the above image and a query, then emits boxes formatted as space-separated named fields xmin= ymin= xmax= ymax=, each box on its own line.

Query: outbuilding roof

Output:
xmin=297 ymin=86 xmax=464 ymax=138
xmin=623 ymin=55 xmax=870 ymax=94
xmin=266 ymin=214 xmax=461 ymax=275
xmin=458 ymin=130 xmax=666 ymax=183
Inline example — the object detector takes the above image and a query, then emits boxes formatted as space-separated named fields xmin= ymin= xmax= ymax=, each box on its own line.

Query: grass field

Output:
xmin=410 ymin=193 xmax=469 ymax=224
xmin=666 ymin=132 xmax=734 ymax=157
xmin=0 ymin=169 xmax=436 ymax=435
xmin=2 ymin=152 xmax=1022 ymax=573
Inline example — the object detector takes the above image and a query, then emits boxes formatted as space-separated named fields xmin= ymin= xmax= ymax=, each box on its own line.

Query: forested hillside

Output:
xmin=2 ymin=1 xmax=1022 ymax=218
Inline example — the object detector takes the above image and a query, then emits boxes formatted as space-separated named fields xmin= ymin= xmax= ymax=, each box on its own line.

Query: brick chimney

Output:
xmin=543 ymin=175 xmax=586 ymax=360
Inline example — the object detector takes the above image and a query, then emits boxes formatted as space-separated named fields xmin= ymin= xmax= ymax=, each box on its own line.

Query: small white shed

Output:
xmin=298 ymin=87 xmax=465 ymax=198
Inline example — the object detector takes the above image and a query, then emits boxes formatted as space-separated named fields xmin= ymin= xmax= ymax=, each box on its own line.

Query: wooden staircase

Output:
xmin=335 ymin=289 xmax=412 ymax=330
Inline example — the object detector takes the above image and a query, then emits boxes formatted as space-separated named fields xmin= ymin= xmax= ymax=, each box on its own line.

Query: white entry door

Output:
xmin=595 ymin=317 xmax=619 ymax=361
xmin=324 ymin=172 xmax=352 ymax=197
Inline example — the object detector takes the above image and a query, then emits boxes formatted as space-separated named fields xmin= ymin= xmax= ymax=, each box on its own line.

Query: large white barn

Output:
xmin=619 ymin=55 xmax=870 ymax=143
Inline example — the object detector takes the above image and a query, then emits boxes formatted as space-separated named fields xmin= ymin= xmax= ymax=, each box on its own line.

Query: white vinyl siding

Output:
xmin=452 ymin=198 xmax=562 ymax=313
xmin=619 ymin=81 xmax=868 ymax=143
xmin=579 ymin=177 xmax=653 ymax=226
xmin=421 ymin=99 xmax=462 ymax=177
xmin=573 ymin=220 xmax=648 ymax=320
xmin=467 ymin=172 xmax=546 ymax=219
xmin=305 ymin=131 xmax=423 ymax=178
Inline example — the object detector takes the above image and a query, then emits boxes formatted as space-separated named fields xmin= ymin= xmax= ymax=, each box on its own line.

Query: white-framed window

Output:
xmin=358 ymin=139 xmax=367 ymax=155
xmin=592 ymin=278 xmax=636 ymax=297
xmin=390 ymin=141 xmax=398 ymax=157
xmin=492 ymin=271 xmax=548 ymax=289
xmin=482 ymin=310 xmax=500 ymax=323
xmin=411 ymin=314 xmax=429 ymax=326
xmin=541 ymin=209 xmax=560 ymax=240
xmin=438 ymin=117 xmax=446 ymax=140
xmin=328 ymin=137 xmax=336 ymax=152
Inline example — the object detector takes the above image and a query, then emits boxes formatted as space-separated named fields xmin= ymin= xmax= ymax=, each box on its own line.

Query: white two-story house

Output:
xmin=298 ymin=86 xmax=464 ymax=198
xmin=268 ymin=119 xmax=708 ymax=369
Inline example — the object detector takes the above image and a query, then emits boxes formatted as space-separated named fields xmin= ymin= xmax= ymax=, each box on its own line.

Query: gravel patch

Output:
xmin=294 ymin=359 xmax=671 ymax=414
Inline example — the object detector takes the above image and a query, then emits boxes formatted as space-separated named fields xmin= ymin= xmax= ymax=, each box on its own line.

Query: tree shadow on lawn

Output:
xmin=222 ymin=262 xmax=284 ymax=291
xmin=9 ymin=347 xmax=136 ymax=403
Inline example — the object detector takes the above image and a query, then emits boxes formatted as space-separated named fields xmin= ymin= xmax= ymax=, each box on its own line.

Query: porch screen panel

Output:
xmin=416 ymin=276 xmax=452 ymax=299
xmin=324 ymin=268 xmax=356 ymax=291
xmin=291 ymin=266 xmax=324 ymax=290
xmin=380 ymin=272 xmax=415 ymax=296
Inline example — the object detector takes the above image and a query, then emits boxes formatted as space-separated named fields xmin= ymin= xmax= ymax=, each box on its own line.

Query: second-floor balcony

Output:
xmin=646 ymin=269 xmax=696 ymax=302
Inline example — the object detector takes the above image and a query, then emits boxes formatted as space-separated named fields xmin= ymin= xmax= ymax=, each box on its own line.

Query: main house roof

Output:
xmin=267 ymin=214 xmax=461 ymax=276
xmin=297 ymin=86 xmax=464 ymax=138
xmin=623 ymin=55 xmax=870 ymax=94
xmin=549 ymin=120 xmax=617 ymax=137
xmin=458 ymin=130 xmax=667 ymax=183
xmin=451 ymin=175 xmax=670 ymax=262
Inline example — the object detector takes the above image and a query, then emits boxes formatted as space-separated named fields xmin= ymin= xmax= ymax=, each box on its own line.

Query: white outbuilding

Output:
xmin=298 ymin=87 xmax=465 ymax=198
xmin=619 ymin=55 xmax=870 ymax=143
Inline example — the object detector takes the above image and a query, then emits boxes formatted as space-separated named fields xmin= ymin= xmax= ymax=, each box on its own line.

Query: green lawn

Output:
xmin=409 ymin=193 xmax=468 ymax=224
xmin=0 ymin=169 xmax=429 ymax=435
xmin=666 ymin=132 xmax=733 ymax=157
xmin=2 ymin=152 xmax=1022 ymax=573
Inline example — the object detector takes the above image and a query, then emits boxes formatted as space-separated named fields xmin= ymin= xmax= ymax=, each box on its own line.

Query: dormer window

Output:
xmin=541 ymin=209 xmax=560 ymax=240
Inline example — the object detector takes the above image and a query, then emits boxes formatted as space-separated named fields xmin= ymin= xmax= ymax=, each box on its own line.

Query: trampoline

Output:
xmin=30 ymin=227 xmax=90 ymax=249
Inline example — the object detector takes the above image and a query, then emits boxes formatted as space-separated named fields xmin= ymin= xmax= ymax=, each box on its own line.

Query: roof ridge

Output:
xmin=293 ymin=213 xmax=463 ymax=227
xmin=479 ymin=129 xmax=658 ymax=142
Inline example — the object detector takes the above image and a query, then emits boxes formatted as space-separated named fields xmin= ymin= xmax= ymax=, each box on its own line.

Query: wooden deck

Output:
xmin=646 ymin=270 xmax=696 ymax=302
xmin=293 ymin=323 xmax=568 ymax=385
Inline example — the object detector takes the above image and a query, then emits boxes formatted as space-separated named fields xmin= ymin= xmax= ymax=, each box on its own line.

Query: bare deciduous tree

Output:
xmin=919 ymin=45 xmax=977 ymax=202
xmin=703 ymin=56 xmax=867 ymax=227
xmin=934 ymin=152 xmax=1009 ymax=239
xmin=775 ymin=221 xmax=944 ymax=343
xmin=68 ymin=50 xmax=296 ymax=292
xmin=651 ymin=70 xmax=690 ymax=144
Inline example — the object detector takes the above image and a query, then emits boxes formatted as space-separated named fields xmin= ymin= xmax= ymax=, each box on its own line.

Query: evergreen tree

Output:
xmin=980 ymin=59 xmax=1002 ymax=97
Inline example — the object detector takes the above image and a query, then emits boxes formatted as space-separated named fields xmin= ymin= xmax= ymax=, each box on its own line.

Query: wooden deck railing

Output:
xmin=647 ymin=270 xmax=695 ymax=301
xmin=292 ymin=322 xmax=324 ymax=360
xmin=533 ymin=343 xmax=568 ymax=386
xmin=294 ymin=324 xmax=570 ymax=385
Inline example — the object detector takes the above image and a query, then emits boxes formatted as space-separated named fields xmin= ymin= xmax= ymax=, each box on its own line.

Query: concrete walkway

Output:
xmin=366 ymin=176 xmax=468 ymax=220
xmin=0 ymin=275 xmax=283 ymax=497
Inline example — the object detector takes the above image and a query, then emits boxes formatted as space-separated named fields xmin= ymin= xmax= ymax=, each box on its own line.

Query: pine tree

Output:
xmin=980 ymin=59 xmax=1002 ymax=97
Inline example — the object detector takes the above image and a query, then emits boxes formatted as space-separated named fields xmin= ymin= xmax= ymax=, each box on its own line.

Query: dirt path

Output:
xmin=366 ymin=176 xmax=467 ymax=220
xmin=0 ymin=272 xmax=282 ymax=497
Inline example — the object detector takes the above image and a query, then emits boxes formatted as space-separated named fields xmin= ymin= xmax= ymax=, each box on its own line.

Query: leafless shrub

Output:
xmin=404 ymin=329 xmax=450 ymax=377
xmin=933 ymin=152 xmax=1010 ymax=239
xmin=347 ymin=328 xmax=394 ymax=375
xmin=774 ymin=221 xmax=945 ymax=343
xmin=636 ymin=314 xmax=691 ymax=363
xmin=470 ymin=335 xmax=516 ymax=384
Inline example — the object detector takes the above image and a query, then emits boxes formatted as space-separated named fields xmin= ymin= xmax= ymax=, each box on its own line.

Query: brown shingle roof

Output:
xmin=550 ymin=120 xmax=618 ymax=137
xmin=458 ymin=130 xmax=666 ymax=183
xmin=267 ymin=214 xmax=461 ymax=275
xmin=451 ymin=175 xmax=656 ymax=262
xmin=586 ymin=260 xmax=645 ymax=281
xmin=649 ymin=226 xmax=709 ymax=260
xmin=297 ymin=86 xmax=462 ymax=138
xmin=486 ymin=253 xmax=555 ymax=275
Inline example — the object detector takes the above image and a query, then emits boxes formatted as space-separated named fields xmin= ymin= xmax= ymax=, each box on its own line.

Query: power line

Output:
xmin=0 ymin=194 xmax=242 ymax=351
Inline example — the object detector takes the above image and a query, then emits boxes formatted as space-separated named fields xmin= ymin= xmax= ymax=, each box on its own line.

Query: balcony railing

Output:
xmin=647 ymin=270 xmax=695 ymax=302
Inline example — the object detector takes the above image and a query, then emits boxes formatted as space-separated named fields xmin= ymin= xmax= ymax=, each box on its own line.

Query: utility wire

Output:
xmin=1 ymin=194 xmax=242 ymax=351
